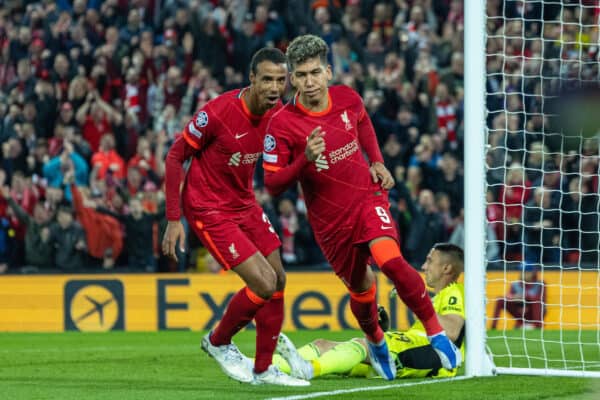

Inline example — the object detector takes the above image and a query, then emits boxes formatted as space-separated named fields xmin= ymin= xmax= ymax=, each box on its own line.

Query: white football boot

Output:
xmin=252 ymin=365 xmax=310 ymax=386
xmin=276 ymin=333 xmax=314 ymax=380
xmin=201 ymin=332 xmax=254 ymax=383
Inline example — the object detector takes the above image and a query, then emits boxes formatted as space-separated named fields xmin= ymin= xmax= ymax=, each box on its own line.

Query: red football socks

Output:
xmin=349 ymin=284 xmax=385 ymax=343
xmin=253 ymin=291 xmax=285 ymax=373
xmin=210 ymin=286 xmax=267 ymax=346
xmin=380 ymin=257 xmax=443 ymax=336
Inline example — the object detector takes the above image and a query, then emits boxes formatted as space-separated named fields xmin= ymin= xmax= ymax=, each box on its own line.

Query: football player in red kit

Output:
xmin=162 ymin=48 xmax=308 ymax=387
xmin=262 ymin=35 xmax=461 ymax=380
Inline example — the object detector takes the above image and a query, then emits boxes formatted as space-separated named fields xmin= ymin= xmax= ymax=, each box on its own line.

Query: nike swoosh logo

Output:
xmin=235 ymin=132 xmax=249 ymax=139
xmin=381 ymin=225 xmax=393 ymax=230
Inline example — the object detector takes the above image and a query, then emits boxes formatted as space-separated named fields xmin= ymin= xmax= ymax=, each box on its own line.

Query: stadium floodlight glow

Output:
xmin=466 ymin=0 xmax=600 ymax=378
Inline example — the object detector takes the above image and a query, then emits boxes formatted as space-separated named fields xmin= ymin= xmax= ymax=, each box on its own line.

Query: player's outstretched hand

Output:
xmin=370 ymin=162 xmax=394 ymax=189
xmin=305 ymin=126 xmax=326 ymax=162
xmin=162 ymin=220 xmax=186 ymax=262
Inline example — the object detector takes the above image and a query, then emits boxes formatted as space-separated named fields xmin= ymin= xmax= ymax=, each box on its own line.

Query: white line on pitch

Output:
xmin=265 ymin=376 xmax=472 ymax=400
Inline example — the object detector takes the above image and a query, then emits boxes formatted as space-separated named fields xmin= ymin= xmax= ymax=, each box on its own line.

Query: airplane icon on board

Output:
xmin=75 ymin=295 xmax=115 ymax=325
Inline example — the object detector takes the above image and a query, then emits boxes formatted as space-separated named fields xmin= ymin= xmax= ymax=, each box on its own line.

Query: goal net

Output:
xmin=466 ymin=1 xmax=600 ymax=377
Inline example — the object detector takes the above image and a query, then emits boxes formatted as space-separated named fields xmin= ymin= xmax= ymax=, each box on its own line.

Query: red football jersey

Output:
xmin=263 ymin=85 xmax=385 ymax=235
xmin=180 ymin=88 xmax=279 ymax=213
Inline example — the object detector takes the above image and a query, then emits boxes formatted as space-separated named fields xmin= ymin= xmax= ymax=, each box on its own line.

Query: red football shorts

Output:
xmin=316 ymin=198 xmax=399 ymax=288
xmin=185 ymin=205 xmax=281 ymax=270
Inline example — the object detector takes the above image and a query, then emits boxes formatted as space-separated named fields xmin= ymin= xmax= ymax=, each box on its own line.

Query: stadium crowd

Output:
xmin=0 ymin=0 xmax=597 ymax=273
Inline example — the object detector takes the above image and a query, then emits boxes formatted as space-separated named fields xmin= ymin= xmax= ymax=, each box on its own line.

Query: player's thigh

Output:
xmin=357 ymin=199 xmax=400 ymax=244
xmin=187 ymin=212 xmax=262 ymax=271
xmin=327 ymin=239 xmax=373 ymax=292
xmin=385 ymin=331 xmax=443 ymax=373
xmin=239 ymin=206 xmax=282 ymax=260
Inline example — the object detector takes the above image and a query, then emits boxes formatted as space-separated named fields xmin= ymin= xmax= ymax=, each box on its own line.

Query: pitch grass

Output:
xmin=1 ymin=330 xmax=599 ymax=400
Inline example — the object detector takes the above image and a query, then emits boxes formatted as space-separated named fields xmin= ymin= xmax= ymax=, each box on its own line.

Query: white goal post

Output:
xmin=465 ymin=0 xmax=600 ymax=378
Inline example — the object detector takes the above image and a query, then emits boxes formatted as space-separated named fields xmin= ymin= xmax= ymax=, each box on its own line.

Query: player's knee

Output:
xmin=252 ymin=269 xmax=277 ymax=299
xmin=275 ymin=270 xmax=286 ymax=292
xmin=313 ymin=339 xmax=330 ymax=353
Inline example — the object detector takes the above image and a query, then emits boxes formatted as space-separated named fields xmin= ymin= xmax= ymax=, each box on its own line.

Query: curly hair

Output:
xmin=286 ymin=34 xmax=329 ymax=71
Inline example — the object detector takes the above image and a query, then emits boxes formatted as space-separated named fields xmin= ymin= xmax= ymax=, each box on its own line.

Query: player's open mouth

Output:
xmin=266 ymin=96 xmax=279 ymax=104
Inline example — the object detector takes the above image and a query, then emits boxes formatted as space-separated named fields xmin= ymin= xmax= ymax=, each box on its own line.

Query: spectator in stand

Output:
xmin=65 ymin=169 xmax=123 ymax=269
xmin=1 ymin=185 xmax=53 ymax=270
xmin=499 ymin=162 xmax=531 ymax=259
xmin=96 ymin=196 xmax=161 ymax=271
xmin=48 ymin=202 xmax=87 ymax=270
xmin=561 ymin=176 xmax=600 ymax=266
xmin=523 ymin=187 xmax=560 ymax=265
xmin=75 ymin=90 xmax=122 ymax=153
xmin=436 ymin=152 xmax=463 ymax=216
xmin=278 ymin=198 xmax=299 ymax=265
xmin=42 ymin=141 xmax=88 ymax=202
xmin=91 ymin=133 xmax=126 ymax=181
xmin=405 ymin=189 xmax=446 ymax=266
xmin=492 ymin=263 xmax=546 ymax=329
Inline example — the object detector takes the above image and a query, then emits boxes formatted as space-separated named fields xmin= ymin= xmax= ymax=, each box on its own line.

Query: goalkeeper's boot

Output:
xmin=276 ymin=333 xmax=314 ymax=380
xmin=201 ymin=331 xmax=254 ymax=383
xmin=429 ymin=331 xmax=462 ymax=370
xmin=366 ymin=338 xmax=396 ymax=380
xmin=252 ymin=365 xmax=310 ymax=386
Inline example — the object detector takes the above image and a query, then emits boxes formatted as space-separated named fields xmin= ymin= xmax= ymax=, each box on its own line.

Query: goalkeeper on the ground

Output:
xmin=274 ymin=243 xmax=465 ymax=380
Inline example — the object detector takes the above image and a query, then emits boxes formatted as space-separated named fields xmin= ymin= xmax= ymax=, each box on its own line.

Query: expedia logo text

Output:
xmin=64 ymin=280 xmax=125 ymax=331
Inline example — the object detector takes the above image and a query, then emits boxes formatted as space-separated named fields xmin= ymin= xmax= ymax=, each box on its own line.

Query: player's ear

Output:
xmin=326 ymin=64 xmax=333 ymax=81
xmin=443 ymin=263 xmax=453 ymax=275
xmin=249 ymin=71 xmax=256 ymax=86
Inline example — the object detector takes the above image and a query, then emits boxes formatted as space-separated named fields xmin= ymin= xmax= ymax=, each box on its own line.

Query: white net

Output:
xmin=483 ymin=1 xmax=600 ymax=376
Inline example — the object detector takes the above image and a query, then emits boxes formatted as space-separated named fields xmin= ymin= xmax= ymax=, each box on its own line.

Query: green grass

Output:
xmin=1 ymin=330 xmax=599 ymax=400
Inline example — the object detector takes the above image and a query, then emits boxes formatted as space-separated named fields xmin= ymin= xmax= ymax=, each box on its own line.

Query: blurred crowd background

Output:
xmin=0 ymin=0 xmax=598 ymax=274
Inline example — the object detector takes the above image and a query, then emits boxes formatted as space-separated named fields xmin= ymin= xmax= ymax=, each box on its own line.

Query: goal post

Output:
xmin=464 ymin=0 xmax=492 ymax=378
xmin=465 ymin=1 xmax=600 ymax=378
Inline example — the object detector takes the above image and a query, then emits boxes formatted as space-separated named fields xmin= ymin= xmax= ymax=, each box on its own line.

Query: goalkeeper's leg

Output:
xmin=273 ymin=339 xmax=367 ymax=378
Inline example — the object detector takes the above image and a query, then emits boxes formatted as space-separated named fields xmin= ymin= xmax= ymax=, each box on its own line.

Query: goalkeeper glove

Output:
xmin=377 ymin=305 xmax=390 ymax=331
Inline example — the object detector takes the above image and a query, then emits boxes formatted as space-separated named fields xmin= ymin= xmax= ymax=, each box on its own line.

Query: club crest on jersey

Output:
xmin=229 ymin=243 xmax=239 ymax=259
xmin=341 ymin=111 xmax=353 ymax=130
xmin=195 ymin=111 xmax=208 ymax=127
xmin=264 ymin=134 xmax=276 ymax=152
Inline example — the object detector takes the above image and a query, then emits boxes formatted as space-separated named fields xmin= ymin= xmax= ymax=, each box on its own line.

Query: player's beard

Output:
xmin=303 ymin=87 xmax=325 ymax=109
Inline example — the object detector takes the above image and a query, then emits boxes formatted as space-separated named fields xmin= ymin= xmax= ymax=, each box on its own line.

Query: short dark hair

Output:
xmin=57 ymin=203 xmax=73 ymax=216
xmin=433 ymin=243 xmax=464 ymax=276
xmin=286 ymin=34 xmax=329 ymax=71
xmin=249 ymin=47 xmax=287 ymax=75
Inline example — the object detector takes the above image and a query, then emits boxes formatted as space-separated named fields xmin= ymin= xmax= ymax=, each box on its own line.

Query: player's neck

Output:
xmin=242 ymin=87 xmax=265 ymax=116
xmin=436 ymin=279 xmax=454 ymax=293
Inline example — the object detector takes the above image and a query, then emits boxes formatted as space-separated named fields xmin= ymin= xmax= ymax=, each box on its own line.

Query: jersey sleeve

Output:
xmin=356 ymin=101 xmax=384 ymax=164
xmin=435 ymin=285 xmax=465 ymax=319
xmin=181 ymin=105 xmax=216 ymax=150
xmin=263 ymin=118 xmax=309 ymax=196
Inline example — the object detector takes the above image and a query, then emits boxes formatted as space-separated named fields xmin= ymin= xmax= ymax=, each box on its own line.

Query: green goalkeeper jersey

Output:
xmin=409 ymin=282 xmax=465 ymax=336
